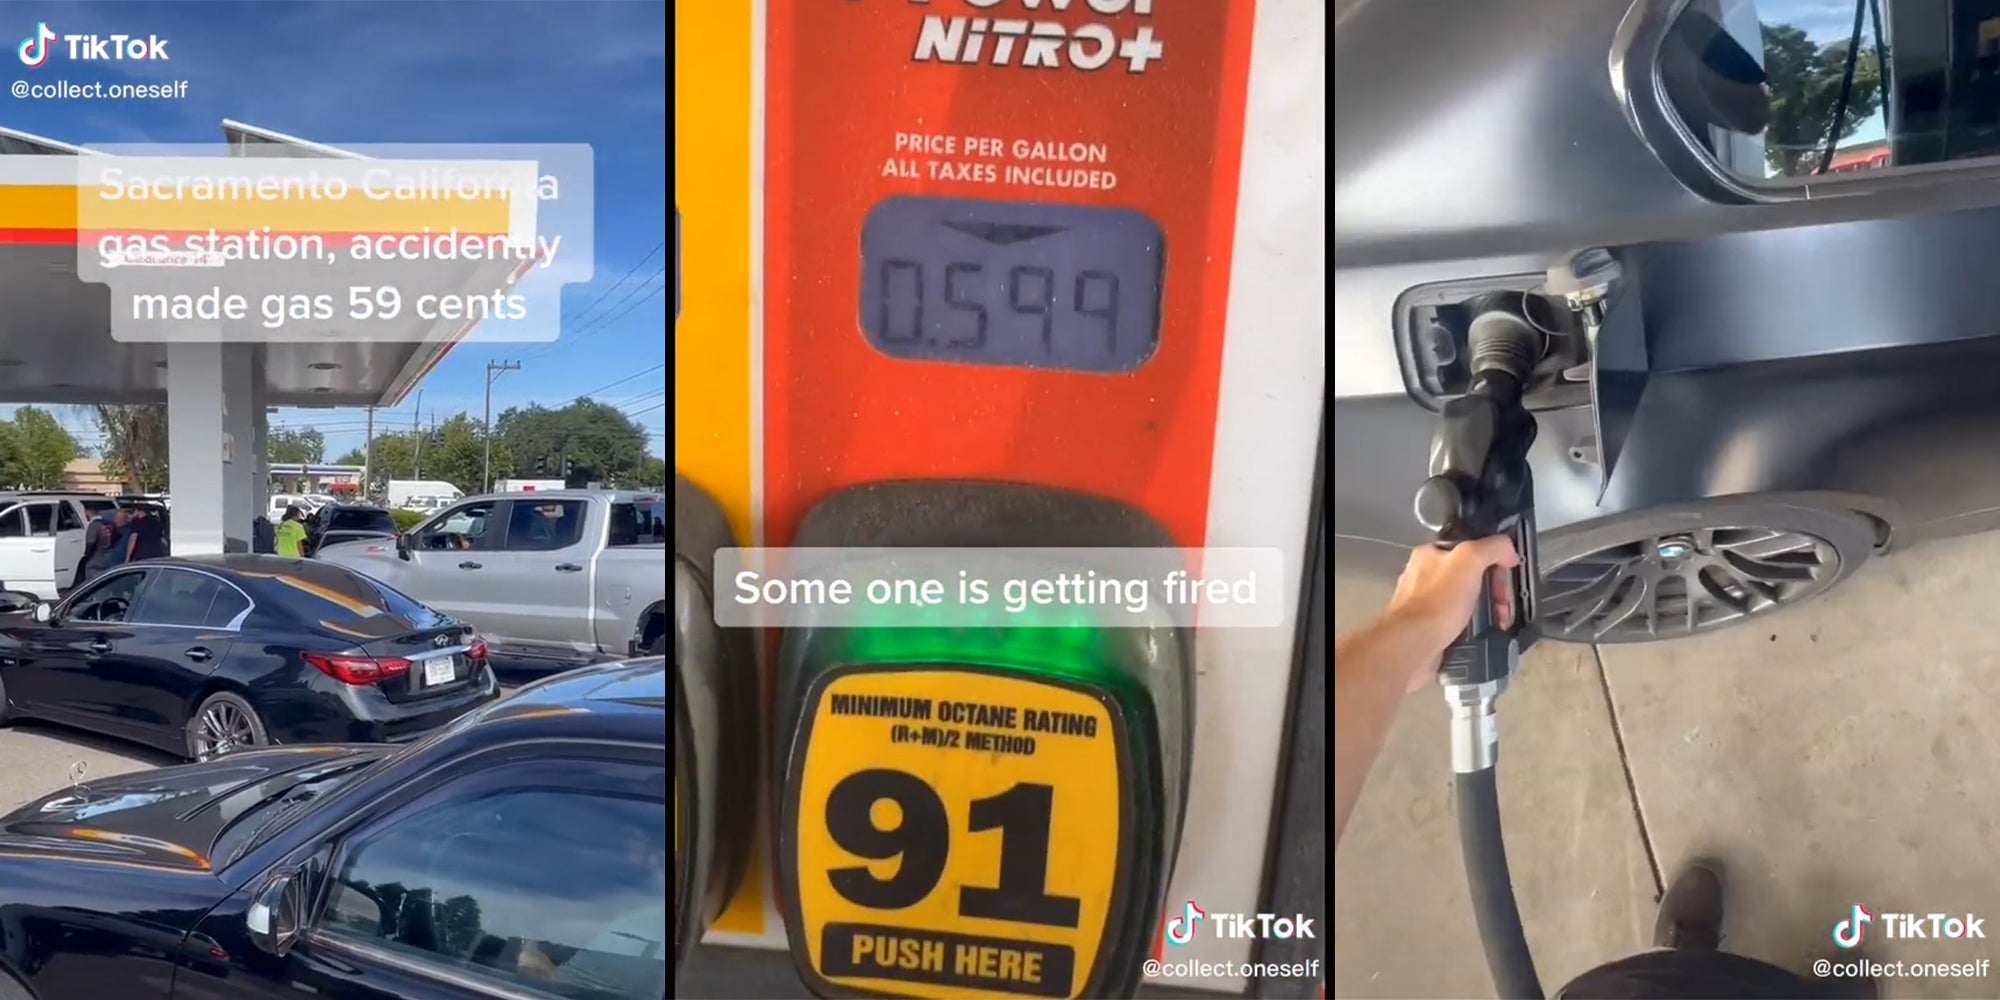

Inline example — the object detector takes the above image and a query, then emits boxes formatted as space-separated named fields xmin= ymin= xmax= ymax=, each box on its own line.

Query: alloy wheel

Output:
xmin=1538 ymin=525 xmax=1841 ymax=643
xmin=196 ymin=702 xmax=257 ymax=760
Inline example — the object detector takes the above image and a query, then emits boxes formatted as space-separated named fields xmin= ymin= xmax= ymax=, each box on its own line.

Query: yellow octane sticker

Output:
xmin=794 ymin=669 xmax=1123 ymax=1000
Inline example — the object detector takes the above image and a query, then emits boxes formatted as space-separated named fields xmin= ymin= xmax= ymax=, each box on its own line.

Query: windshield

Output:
xmin=211 ymin=757 xmax=380 ymax=865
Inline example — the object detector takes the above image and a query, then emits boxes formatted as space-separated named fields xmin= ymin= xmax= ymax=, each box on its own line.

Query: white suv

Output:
xmin=0 ymin=492 xmax=170 ymax=598
xmin=0 ymin=493 xmax=110 ymax=598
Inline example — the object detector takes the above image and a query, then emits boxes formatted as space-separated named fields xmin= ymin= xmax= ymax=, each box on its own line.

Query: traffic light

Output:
xmin=563 ymin=456 xmax=575 ymax=478
xmin=773 ymin=481 xmax=1196 ymax=1000
xmin=674 ymin=476 xmax=759 ymax=963
xmin=535 ymin=456 xmax=546 ymax=475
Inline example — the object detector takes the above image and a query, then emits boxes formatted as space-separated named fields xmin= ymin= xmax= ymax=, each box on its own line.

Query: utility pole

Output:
xmin=411 ymin=390 xmax=424 ymax=480
xmin=483 ymin=360 xmax=521 ymax=492
xmin=362 ymin=406 xmax=376 ymax=499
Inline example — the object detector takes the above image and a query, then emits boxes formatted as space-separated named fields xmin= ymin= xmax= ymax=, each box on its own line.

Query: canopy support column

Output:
xmin=166 ymin=342 xmax=257 ymax=555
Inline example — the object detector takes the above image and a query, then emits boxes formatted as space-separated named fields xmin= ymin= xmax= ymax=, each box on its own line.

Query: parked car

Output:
xmin=0 ymin=554 xmax=501 ymax=760
xmin=1335 ymin=0 xmax=2000 ymax=643
xmin=302 ymin=502 xmax=400 ymax=557
xmin=0 ymin=491 xmax=170 ymax=599
xmin=317 ymin=490 xmax=669 ymax=669
xmin=0 ymin=657 xmax=667 ymax=1000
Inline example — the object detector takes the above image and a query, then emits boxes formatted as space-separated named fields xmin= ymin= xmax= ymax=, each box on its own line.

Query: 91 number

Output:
xmin=824 ymin=769 xmax=1084 ymax=929
xmin=878 ymin=259 xmax=1121 ymax=355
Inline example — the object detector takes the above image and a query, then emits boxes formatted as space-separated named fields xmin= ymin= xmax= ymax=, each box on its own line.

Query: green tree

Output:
xmin=1761 ymin=22 xmax=1885 ymax=175
xmin=93 ymin=404 xmax=168 ymax=493
xmin=361 ymin=431 xmax=419 ymax=496
xmin=0 ymin=407 xmax=80 ymax=489
xmin=333 ymin=447 xmax=367 ymax=466
xmin=418 ymin=413 xmax=503 ymax=494
xmin=640 ymin=455 xmax=666 ymax=489
xmin=496 ymin=399 xmax=651 ymax=486
xmin=268 ymin=427 xmax=325 ymax=464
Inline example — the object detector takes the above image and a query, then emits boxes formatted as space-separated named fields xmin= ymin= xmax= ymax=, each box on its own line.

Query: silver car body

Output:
xmin=317 ymin=489 xmax=668 ymax=668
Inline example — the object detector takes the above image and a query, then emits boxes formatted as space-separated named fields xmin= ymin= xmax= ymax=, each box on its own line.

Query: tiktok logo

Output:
xmin=18 ymin=22 xmax=56 ymax=68
xmin=1833 ymin=903 xmax=1873 ymax=950
xmin=1164 ymin=900 xmax=1206 ymax=946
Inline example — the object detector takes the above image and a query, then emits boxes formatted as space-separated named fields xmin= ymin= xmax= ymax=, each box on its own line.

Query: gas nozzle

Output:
xmin=1464 ymin=301 xmax=1543 ymax=386
xmin=1415 ymin=299 xmax=1543 ymax=741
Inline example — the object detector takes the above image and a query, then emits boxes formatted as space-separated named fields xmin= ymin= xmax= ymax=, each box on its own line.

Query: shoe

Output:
xmin=1652 ymin=859 xmax=1725 ymax=950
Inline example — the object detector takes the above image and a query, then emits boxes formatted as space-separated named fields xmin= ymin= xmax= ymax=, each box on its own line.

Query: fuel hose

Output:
xmin=1456 ymin=767 xmax=1543 ymax=999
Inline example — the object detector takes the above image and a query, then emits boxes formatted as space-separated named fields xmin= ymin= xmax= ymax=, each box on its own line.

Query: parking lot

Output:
xmin=0 ymin=663 xmax=542 ymax=815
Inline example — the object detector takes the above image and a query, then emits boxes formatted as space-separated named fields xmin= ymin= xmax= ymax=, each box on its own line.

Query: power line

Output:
xmin=549 ymin=275 xmax=666 ymax=349
xmin=516 ymin=243 xmax=666 ymax=362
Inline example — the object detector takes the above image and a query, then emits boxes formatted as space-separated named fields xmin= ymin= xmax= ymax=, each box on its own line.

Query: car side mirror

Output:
xmin=247 ymin=868 xmax=307 ymax=957
xmin=32 ymin=602 xmax=52 ymax=624
xmin=396 ymin=534 xmax=412 ymax=560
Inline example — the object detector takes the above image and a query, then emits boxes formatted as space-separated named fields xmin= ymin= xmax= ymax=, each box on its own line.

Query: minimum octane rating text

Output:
xmin=131 ymin=285 xmax=527 ymax=330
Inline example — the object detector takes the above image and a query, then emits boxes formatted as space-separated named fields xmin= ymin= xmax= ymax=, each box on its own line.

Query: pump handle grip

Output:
xmin=1434 ymin=507 xmax=1538 ymax=687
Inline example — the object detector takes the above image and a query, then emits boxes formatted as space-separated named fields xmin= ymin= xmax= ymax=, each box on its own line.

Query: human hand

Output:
xmin=1382 ymin=537 xmax=1521 ymax=692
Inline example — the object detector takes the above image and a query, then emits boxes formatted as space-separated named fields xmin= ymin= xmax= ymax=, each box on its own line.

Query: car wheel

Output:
xmin=186 ymin=692 xmax=270 ymax=761
xmin=1536 ymin=498 xmax=1878 ymax=645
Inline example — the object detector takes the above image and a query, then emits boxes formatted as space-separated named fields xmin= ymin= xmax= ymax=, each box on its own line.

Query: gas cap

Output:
xmin=768 ymin=481 xmax=1195 ymax=1000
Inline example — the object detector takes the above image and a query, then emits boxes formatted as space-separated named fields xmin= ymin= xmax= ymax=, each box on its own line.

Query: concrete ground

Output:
xmin=1334 ymin=532 xmax=2000 ymax=1000
xmin=0 ymin=664 xmax=542 ymax=815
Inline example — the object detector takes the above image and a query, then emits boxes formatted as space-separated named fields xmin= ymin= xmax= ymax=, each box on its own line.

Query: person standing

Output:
xmin=124 ymin=506 xmax=167 ymax=563
xmin=274 ymin=506 xmax=308 ymax=558
xmin=80 ymin=510 xmax=124 ymax=580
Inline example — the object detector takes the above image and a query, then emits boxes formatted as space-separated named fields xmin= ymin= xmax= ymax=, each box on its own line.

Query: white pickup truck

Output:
xmin=316 ymin=489 xmax=669 ymax=669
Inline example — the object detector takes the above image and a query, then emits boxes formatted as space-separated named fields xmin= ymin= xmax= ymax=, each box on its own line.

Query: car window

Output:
xmin=133 ymin=569 xmax=231 ymax=628
xmin=206 ymin=584 xmax=252 ymax=629
xmin=22 ymin=504 xmax=54 ymax=538
xmin=606 ymin=499 xmax=665 ymax=547
xmin=503 ymin=500 xmax=587 ymax=552
xmin=55 ymin=503 xmax=82 ymax=532
xmin=0 ymin=507 xmax=23 ymax=539
xmin=329 ymin=508 xmax=397 ymax=534
xmin=420 ymin=501 xmax=498 ymax=552
xmin=80 ymin=499 xmax=114 ymax=518
xmin=261 ymin=564 xmax=449 ymax=640
xmin=67 ymin=570 xmax=148 ymax=623
xmin=320 ymin=766 xmax=667 ymax=1000
xmin=1660 ymin=0 xmax=2000 ymax=185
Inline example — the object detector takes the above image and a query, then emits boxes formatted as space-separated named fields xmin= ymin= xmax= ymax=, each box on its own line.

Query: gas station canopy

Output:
xmin=0 ymin=120 xmax=494 ymax=409
xmin=0 ymin=120 xmax=532 ymax=554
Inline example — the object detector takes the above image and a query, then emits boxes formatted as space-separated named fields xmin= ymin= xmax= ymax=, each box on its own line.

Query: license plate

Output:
xmin=423 ymin=657 xmax=457 ymax=687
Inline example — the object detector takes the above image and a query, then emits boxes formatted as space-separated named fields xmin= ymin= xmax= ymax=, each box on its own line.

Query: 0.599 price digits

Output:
xmin=877 ymin=259 xmax=1120 ymax=354
xmin=825 ymin=768 xmax=1082 ymax=929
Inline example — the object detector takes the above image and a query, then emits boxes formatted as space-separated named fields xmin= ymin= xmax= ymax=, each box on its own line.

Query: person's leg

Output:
xmin=1557 ymin=860 xmax=1873 ymax=999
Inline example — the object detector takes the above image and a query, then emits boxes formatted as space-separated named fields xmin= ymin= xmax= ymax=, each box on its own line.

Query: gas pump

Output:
xmin=673 ymin=476 xmax=759 ymax=963
xmin=672 ymin=0 xmax=1326 ymax=996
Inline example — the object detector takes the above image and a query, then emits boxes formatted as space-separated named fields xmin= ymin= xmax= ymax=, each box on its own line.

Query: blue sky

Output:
xmin=3 ymin=0 xmax=666 ymax=461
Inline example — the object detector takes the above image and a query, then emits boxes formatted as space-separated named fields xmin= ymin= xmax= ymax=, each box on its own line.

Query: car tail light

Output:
xmin=469 ymin=637 xmax=489 ymax=662
xmin=303 ymin=650 xmax=411 ymax=685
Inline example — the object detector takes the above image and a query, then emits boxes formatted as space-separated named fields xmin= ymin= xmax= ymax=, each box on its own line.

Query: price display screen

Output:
xmin=858 ymin=196 xmax=1164 ymax=374
xmin=785 ymin=666 xmax=1133 ymax=1000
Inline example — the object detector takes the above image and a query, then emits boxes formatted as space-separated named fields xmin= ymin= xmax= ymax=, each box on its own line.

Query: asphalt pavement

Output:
xmin=0 ymin=662 xmax=545 ymax=815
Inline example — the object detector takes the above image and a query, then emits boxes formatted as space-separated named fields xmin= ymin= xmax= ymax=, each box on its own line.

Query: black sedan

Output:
xmin=0 ymin=658 xmax=668 ymax=1000
xmin=0 ymin=555 xmax=501 ymax=761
